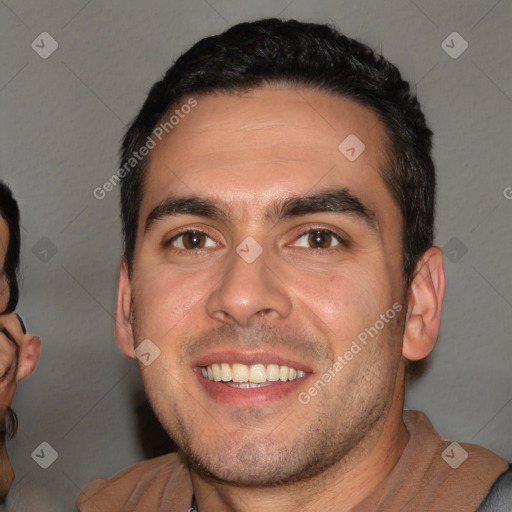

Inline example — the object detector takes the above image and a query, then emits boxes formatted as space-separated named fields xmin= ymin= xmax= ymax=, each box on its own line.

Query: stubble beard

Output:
xmin=131 ymin=301 xmax=402 ymax=489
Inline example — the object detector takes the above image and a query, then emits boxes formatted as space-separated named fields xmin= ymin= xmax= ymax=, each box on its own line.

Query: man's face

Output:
xmin=0 ymin=217 xmax=9 ymax=313
xmin=120 ymin=88 xmax=409 ymax=486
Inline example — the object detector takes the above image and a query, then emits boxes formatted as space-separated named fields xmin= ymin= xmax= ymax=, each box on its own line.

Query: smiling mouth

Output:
xmin=200 ymin=362 xmax=308 ymax=388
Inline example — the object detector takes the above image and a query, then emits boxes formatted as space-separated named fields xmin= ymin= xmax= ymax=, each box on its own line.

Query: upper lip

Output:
xmin=191 ymin=350 xmax=314 ymax=373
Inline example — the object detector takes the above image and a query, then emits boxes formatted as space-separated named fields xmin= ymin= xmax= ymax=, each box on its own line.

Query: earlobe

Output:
xmin=115 ymin=259 xmax=136 ymax=359
xmin=403 ymin=246 xmax=446 ymax=361
xmin=17 ymin=334 xmax=41 ymax=381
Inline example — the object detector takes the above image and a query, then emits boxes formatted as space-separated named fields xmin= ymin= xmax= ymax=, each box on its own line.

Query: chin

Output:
xmin=186 ymin=436 xmax=335 ymax=488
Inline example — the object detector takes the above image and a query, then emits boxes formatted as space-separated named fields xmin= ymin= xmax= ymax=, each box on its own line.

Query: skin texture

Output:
xmin=116 ymin=87 xmax=446 ymax=512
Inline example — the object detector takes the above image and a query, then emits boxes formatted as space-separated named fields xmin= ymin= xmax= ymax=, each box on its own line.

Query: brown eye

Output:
xmin=292 ymin=229 xmax=345 ymax=250
xmin=181 ymin=232 xmax=206 ymax=249
xmin=308 ymin=230 xmax=334 ymax=249
xmin=165 ymin=230 xmax=217 ymax=251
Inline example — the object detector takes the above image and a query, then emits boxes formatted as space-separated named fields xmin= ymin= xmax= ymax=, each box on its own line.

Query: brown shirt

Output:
xmin=77 ymin=411 xmax=508 ymax=511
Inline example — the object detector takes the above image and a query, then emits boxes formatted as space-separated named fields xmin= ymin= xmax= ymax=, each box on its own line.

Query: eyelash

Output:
xmin=295 ymin=228 xmax=349 ymax=251
xmin=161 ymin=229 xmax=214 ymax=257
xmin=163 ymin=226 xmax=349 ymax=254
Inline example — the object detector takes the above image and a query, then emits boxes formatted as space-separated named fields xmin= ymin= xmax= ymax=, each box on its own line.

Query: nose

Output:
xmin=205 ymin=242 xmax=292 ymax=327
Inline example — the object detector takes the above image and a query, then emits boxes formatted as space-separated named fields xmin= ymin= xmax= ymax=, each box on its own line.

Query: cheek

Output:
xmin=297 ymin=265 xmax=394 ymax=348
xmin=132 ymin=265 xmax=212 ymax=342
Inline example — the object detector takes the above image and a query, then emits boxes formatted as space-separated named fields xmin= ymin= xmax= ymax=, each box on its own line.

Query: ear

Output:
xmin=403 ymin=246 xmax=446 ymax=361
xmin=115 ymin=259 xmax=136 ymax=359
xmin=16 ymin=334 xmax=41 ymax=381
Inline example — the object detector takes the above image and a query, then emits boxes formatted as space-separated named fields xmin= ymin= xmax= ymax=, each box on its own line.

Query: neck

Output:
xmin=190 ymin=385 xmax=409 ymax=512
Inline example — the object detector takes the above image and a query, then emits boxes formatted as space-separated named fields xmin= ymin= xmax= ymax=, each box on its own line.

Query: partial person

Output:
xmin=0 ymin=182 xmax=41 ymax=504
xmin=78 ymin=19 xmax=511 ymax=511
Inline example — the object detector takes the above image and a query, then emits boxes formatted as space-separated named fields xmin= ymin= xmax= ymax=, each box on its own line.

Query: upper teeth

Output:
xmin=201 ymin=363 xmax=306 ymax=383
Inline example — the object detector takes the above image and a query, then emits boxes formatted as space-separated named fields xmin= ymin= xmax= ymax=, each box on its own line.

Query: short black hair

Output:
xmin=119 ymin=18 xmax=435 ymax=285
xmin=0 ymin=181 xmax=20 ymax=314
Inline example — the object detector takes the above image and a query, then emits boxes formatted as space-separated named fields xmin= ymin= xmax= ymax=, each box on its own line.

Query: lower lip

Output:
xmin=195 ymin=370 xmax=311 ymax=406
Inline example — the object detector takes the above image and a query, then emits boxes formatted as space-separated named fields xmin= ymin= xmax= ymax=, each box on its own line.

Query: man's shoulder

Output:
xmin=456 ymin=440 xmax=508 ymax=471
xmin=77 ymin=451 xmax=193 ymax=512
xmin=477 ymin=464 xmax=512 ymax=511
xmin=393 ymin=411 xmax=510 ymax=511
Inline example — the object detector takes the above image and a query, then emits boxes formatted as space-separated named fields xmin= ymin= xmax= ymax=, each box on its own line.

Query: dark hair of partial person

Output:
xmin=119 ymin=18 xmax=435 ymax=287
xmin=0 ymin=181 xmax=20 ymax=314
xmin=0 ymin=406 xmax=18 ymax=445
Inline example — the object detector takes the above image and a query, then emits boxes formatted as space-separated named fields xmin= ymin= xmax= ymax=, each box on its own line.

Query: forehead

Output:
xmin=139 ymin=88 xmax=396 ymax=227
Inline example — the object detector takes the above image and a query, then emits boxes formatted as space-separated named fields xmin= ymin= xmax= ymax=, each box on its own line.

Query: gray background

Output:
xmin=1 ymin=0 xmax=511 ymax=510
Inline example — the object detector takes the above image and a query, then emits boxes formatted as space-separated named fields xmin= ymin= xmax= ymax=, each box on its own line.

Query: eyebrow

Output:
xmin=271 ymin=188 xmax=377 ymax=228
xmin=144 ymin=187 xmax=378 ymax=234
xmin=145 ymin=196 xmax=231 ymax=233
